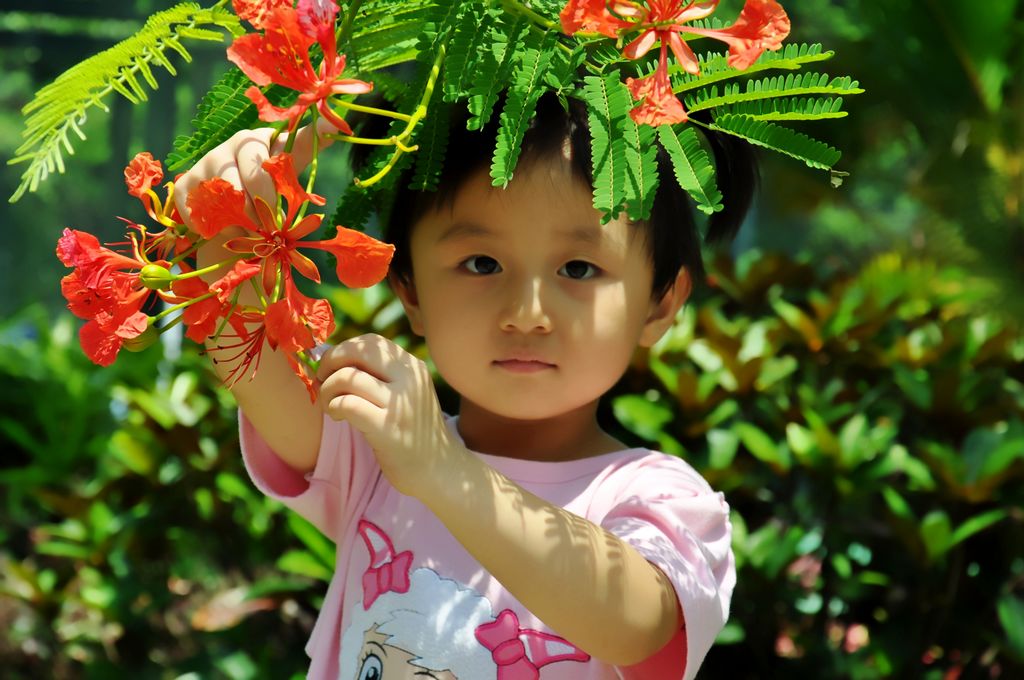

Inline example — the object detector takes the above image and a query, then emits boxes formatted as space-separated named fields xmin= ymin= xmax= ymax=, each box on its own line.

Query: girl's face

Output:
xmin=397 ymin=151 xmax=687 ymax=425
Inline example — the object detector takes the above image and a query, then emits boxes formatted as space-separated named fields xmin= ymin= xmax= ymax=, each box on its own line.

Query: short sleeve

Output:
xmin=239 ymin=410 xmax=381 ymax=541
xmin=597 ymin=455 xmax=735 ymax=680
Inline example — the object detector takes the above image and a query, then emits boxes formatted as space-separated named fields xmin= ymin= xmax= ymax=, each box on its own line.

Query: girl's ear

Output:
xmin=391 ymin=274 xmax=426 ymax=336
xmin=639 ymin=268 xmax=692 ymax=348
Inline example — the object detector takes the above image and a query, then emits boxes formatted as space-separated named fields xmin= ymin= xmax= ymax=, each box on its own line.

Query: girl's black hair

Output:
xmin=358 ymin=92 xmax=759 ymax=300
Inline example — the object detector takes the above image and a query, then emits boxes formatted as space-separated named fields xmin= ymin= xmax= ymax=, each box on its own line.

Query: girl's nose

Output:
xmin=499 ymin=277 xmax=552 ymax=333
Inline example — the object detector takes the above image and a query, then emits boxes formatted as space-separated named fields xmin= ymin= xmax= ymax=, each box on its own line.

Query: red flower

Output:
xmin=60 ymin=269 xmax=151 ymax=366
xmin=186 ymin=152 xmax=394 ymax=300
xmin=226 ymin=0 xmax=373 ymax=135
xmin=684 ymin=0 xmax=790 ymax=70
xmin=170 ymin=269 xmax=258 ymax=345
xmin=622 ymin=0 xmax=719 ymax=75
xmin=265 ymin=281 xmax=336 ymax=399
xmin=232 ymin=0 xmax=291 ymax=29
xmin=626 ymin=47 xmax=688 ymax=125
xmin=124 ymin=152 xmax=163 ymax=198
xmin=56 ymin=227 xmax=174 ymax=366
xmin=559 ymin=0 xmax=632 ymax=38
xmin=562 ymin=0 xmax=791 ymax=126
xmin=57 ymin=228 xmax=143 ymax=289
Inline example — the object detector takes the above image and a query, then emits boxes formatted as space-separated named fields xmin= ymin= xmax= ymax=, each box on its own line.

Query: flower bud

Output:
xmin=123 ymin=324 xmax=159 ymax=353
xmin=139 ymin=264 xmax=175 ymax=290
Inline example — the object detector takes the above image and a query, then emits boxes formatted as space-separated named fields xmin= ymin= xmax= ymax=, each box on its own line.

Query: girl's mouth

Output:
xmin=493 ymin=360 xmax=556 ymax=373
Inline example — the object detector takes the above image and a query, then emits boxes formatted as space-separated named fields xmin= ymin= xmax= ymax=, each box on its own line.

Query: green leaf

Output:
xmin=490 ymin=29 xmax=555 ymax=187
xmin=997 ymin=594 xmax=1024 ymax=658
xmin=286 ymin=512 xmax=335 ymax=569
xmin=621 ymin=107 xmax=660 ymax=221
xmin=9 ymin=2 xmax=242 ymax=200
xmin=657 ymin=124 xmax=723 ymax=214
xmin=466 ymin=12 xmax=529 ymax=131
xmin=276 ymin=550 xmax=333 ymax=583
xmin=686 ymin=73 xmax=863 ymax=114
xmin=708 ymin=113 xmax=842 ymax=170
xmin=735 ymin=422 xmax=791 ymax=470
xmin=948 ymin=509 xmax=1008 ymax=549
xmin=169 ymin=67 xmax=261 ymax=171
xmin=720 ymin=96 xmax=848 ymax=122
xmin=920 ymin=510 xmax=951 ymax=561
xmin=441 ymin=0 xmax=490 ymax=103
xmin=672 ymin=43 xmax=838 ymax=94
xmin=582 ymin=72 xmax=630 ymax=221
xmin=612 ymin=394 xmax=674 ymax=442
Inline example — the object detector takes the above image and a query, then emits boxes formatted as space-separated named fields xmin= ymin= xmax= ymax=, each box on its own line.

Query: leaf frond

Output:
xmin=707 ymin=113 xmax=842 ymax=170
xmin=9 ymin=2 xmax=241 ymax=202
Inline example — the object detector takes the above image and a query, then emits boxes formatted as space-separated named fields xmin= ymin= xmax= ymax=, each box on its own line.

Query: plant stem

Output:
xmin=355 ymin=43 xmax=446 ymax=188
xmin=152 ymin=291 xmax=217 ymax=323
xmin=500 ymin=0 xmax=556 ymax=31
xmin=173 ymin=255 xmax=245 ymax=280
xmin=332 ymin=98 xmax=413 ymax=121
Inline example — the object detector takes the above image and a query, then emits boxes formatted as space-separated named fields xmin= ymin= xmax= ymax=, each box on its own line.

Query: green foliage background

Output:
xmin=1 ymin=1 xmax=1022 ymax=678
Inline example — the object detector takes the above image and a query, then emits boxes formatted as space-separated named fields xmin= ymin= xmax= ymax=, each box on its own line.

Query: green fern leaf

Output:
xmin=410 ymin=88 xmax=453 ymax=191
xmin=657 ymin=125 xmax=723 ymax=215
xmin=622 ymin=116 xmax=659 ymax=222
xmin=442 ymin=0 xmax=491 ymax=103
xmin=709 ymin=113 xmax=841 ymax=170
xmin=168 ymin=67 xmax=261 ymax=171
xmin=348 ymin=2 xmax=433 ymax=73
xmin=722 ymin=96 xmax=847 ymax=121
xmin=582 ymin=72 xmax=629 ymax=221
xmin=672 ymin=43 xmax=835 ymax=94
xmin=466 ymin=10 xmax=529 ymax=131
xmin=9 ymin=2 xmax=241 ymax=202
xmin=685 ymin=73 xmax=862 ymax=113
xmin=490 ymin=29 xmax=556 ymax=187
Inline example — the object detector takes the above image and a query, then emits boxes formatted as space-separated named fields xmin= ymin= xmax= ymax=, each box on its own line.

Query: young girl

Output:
xmin=174 ymin=93 xmax=756 ymax=679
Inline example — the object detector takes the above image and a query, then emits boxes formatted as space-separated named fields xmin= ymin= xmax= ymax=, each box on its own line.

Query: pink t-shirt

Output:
xmin=240 ymin=411 xmax=734 ymax=680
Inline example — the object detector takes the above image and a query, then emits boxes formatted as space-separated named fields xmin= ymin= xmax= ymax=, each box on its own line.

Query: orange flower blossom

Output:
xmin=226 ymin=0 xmax=373 ymax=135
xmin=560 ymin=0 xmax=791 ymax=125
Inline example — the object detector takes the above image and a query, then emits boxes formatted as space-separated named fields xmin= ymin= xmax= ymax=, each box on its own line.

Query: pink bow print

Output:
xmin=357 ymin=519 xmax=414 ymax=609
xmin=475 ymin=609 xmax=590 ymax=679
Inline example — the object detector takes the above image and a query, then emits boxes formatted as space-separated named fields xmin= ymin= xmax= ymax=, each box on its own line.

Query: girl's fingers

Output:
xmin=235 ymin=131 xmax=276 ymax=209
xmin=319 ymin=366 xmax=391 ymax=410
xmin=324 ymin=392 xmax=386 ymax=430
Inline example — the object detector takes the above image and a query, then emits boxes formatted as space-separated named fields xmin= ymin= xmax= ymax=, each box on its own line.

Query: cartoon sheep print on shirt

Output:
xmin=340 ymin=520 xmax=590 ymax=679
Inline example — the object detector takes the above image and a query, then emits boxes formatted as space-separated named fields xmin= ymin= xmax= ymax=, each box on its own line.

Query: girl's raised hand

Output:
xmin=173 ymin=117 xmax=339 ymax=239
xmin=167 ymin=118 xmax=342 ymax=475
xmin=316 ymin=334 xmax=467 ymax=498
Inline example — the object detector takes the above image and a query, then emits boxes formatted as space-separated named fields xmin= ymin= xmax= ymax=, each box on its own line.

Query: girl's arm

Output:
xmin=421 ymin=449 xmax=681 ymax=665
xmin=317 ymin=335 xmax=682 ymax=664
xmin=175 ymin=125 xmax=336 ymax=474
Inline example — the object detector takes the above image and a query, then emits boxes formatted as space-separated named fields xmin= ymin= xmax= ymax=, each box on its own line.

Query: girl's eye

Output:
xmin=559 ymin=260 xmax=599 ymax=280
xmin=357 ymin=653 xmax=383 ymax=680
xmin=462 ymin=255 xmax=502 ymax=275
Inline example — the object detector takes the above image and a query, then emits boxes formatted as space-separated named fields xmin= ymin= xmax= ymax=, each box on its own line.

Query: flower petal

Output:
xmin=684 ymin=0 xmax=790 ymax=70
xmin=623 ymin=29 xmax=658 ymax=60
xmin=301 ymin=226 xmax=396 ymax=288
xmin=263 ymin=153 xmax=325 ymax=225
xmin=79 ymin=319 xmax=125 ymax=367
xmin=186 ymin=178 xmax=255 ymax=239
xmin=626 ymin=49 xmax=688 ymax=126
xmin=124 ymin=152 xmax=163 ymax=198
xmin=245 ymin=86 xmax=310 ymax=128
xmin=232 ymin=0 xmax=291 ymax=29
xmin=560 ymin=0 xmax=631 ymax=37
xmin=211 ymin=259 xmax=262 ymax=303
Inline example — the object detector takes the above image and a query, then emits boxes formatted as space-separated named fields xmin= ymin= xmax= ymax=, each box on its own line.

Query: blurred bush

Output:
xmin=610 ymin=249 xmax=1024 ymax=678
